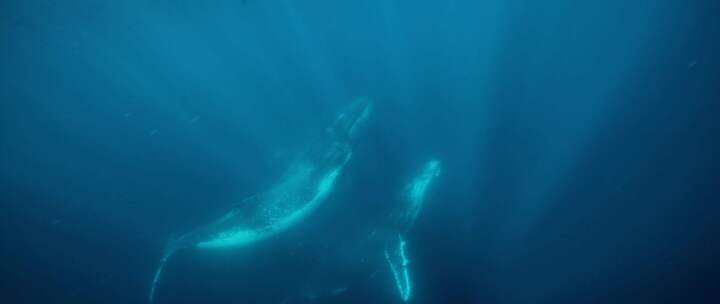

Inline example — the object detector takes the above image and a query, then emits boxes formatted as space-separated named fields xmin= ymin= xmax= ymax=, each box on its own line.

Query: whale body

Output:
xmin=149 ymin=99 xmax=372 ymax=304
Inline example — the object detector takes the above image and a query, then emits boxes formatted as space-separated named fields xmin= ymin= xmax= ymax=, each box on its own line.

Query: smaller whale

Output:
xmin=385 ymin=159 xmax=442 ymax=302
xmin=289 ymin=159 xmax=442 ymax=303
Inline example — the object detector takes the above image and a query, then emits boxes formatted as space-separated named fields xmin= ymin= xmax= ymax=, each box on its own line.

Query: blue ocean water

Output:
xmin=1 ymin=0 xmax=718 ymax=303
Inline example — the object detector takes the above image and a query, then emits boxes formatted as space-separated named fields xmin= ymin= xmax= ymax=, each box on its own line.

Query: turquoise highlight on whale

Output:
xmin=404 ymin=160 xmax=442 ymax=231
xmin=195 ymin=165 xmax=345 ymax=249
xmin=385 ymin=235 xmax=412 ymax=302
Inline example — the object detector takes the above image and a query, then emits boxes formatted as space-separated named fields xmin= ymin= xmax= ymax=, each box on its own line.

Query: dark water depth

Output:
xmin=1 ymin=0 xmax=719 ymax=303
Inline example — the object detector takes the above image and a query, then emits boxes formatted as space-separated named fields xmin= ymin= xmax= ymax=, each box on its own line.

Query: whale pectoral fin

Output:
xmin=149 ymin=251 xmax=173 ymax=304
xmin=384 ymin=234 xmax=412 ymax=302
xmin=149 ymin=236 xmax=184 ymax=304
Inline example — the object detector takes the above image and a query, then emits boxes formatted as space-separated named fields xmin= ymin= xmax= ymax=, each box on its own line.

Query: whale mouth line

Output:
xmin=330 ymin=99 xmax=373 ymax=141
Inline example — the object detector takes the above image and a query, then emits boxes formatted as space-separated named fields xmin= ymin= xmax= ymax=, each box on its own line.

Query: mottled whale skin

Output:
xmin=149 ymin=99 xmax=372 ymax=304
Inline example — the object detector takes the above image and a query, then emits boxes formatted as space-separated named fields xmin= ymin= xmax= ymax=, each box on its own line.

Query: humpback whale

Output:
xmin=148 ymin=99 xmax=373 ymax=304
xmin=385 ymin=159 xmax=442 ymax=302
xmin=288 ymin=159 xmax=442 ymax=303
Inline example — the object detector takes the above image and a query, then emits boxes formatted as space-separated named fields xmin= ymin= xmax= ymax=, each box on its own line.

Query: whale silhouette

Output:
xmin=287 ymin=159 xmax=442 ymax=303
xmin=148 ymin=99 xmax=373 ymax=304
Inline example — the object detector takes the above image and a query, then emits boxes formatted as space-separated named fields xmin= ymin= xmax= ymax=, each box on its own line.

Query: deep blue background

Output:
xmin=1 ymin=0 xmax=719 ymax=303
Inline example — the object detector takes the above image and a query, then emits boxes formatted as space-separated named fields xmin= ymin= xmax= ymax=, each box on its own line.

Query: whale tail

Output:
xmin=149 ymin=235 xmax=183 ymax=304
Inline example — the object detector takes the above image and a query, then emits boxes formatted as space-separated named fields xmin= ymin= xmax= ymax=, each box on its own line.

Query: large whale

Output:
xmin=148 ymin=99 xmax=373 ymax=304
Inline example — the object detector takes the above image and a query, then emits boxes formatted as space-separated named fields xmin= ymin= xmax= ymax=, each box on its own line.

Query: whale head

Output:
xmin=330 ymin=98 xmax=373 ymax=142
